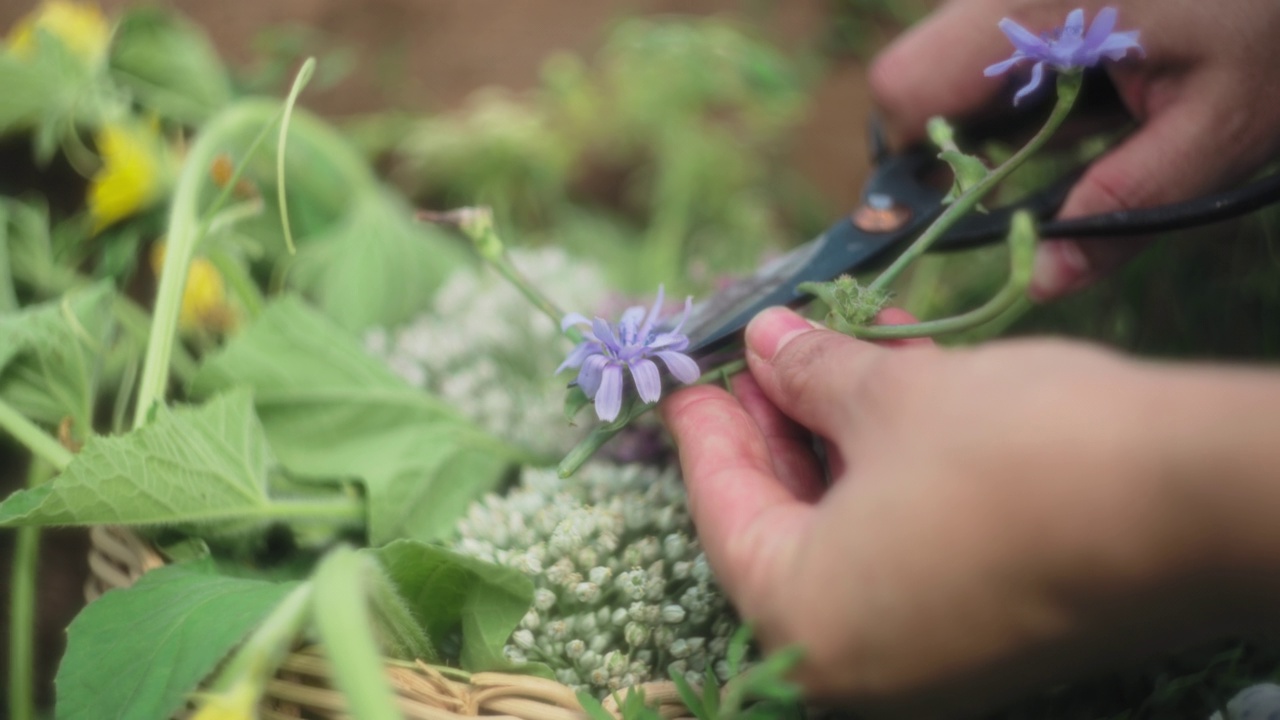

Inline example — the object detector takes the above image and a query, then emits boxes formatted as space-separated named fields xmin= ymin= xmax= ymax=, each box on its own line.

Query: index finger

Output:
xmin=660 ymin=385 xmax=810 ymax=604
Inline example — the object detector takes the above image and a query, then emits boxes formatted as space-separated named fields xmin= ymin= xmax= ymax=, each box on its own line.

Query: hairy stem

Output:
xmin=868 ymin=72 xmax=1081 ymax=293
xmin=8 ymin=461 xmax=51 ymax=720
xmin=0 ymin=398 xmax=72 ymax=471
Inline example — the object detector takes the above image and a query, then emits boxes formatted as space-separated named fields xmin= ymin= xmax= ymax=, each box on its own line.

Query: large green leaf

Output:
xmin=285 ymin=189 xmax=472 ymax=332
xmin=0 ymin=282 xmax=114 ymax=436
xmin=109 ymin=7 xmax=232 ymax=124
xmin=56 ymin=560 xmax=294 ymax=720
xmin=0 ymin=389 xmax=279 ymax=527
xmin=189 ymin=297 xmax=520 ymax=543
xmin=373 ymin=540 xmax=539 ymax=673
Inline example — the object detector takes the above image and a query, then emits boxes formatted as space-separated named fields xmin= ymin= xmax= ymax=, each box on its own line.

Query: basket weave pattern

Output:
xmin=84 ymin=525 xmax=695 ymax=719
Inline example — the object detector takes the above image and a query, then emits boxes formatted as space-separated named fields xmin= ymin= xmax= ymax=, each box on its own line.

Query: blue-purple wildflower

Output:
xmin=984 ymin=7 xmax=1143 ymax=105
xmin=558 ymin=287 xmax=701 ymax=422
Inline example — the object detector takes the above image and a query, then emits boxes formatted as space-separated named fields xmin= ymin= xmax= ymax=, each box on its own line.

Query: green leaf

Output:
xmin=109 ymin=7 xmax=233 ymax=123
xmin=312 ymin=546 xmax=404 ymax=720
xmin=0 ymin=389 xmax=279 ymax=527
xmin=670 ymin=668 xmax=707 ymax=719
xmin=286 ymin=188 xmax=472 ymax=332
xmin=372 ymin=539 xmax=537 ymax=673
xmin=0 ymin=283 xmax=114 ymax=437
xmin=576 ymin=691 xmax=620 ymax=720
xmin=0 ymin=53 xmax=63 ymax=135
xmin=55 ymin=560 xmax=294 ymax=720
xmin=190 ymin=297 xmax=520 ymax=543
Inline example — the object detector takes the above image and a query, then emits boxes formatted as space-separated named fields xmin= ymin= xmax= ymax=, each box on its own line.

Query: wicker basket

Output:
xmin=84 ymin=525 xmax=696 ymax=719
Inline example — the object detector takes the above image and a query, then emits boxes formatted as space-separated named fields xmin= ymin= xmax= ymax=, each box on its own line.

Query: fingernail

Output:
xmin=1029 ymin=241 xmax=1088 ymax=301
xmin=746 ymin=307 xmax=818 ymax=361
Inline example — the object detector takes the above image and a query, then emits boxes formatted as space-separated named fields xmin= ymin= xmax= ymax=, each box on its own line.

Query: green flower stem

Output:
xmin=205 ymin=582 xmax=313 ymax=692
xmin=0 ymin=397 xmax=72 ymax=471
xmin=312 ymin=546 xmax=406 ymax=720
xmin=133 ymin=88 xmax=358 ymax=428
xmin=557 ymin=357 xmax=750 ymax=478
xmin=265 ymin=495 xmax=366 ymax=525
xmin=363 ymin=556 xmax=436 ymax=662
xmin=0 ymin=215 xmax=18 ymax=313
xmin=867 ymin=72 xmax=1082 ymax=295
xmin=440 ymin=207 xmax=585 ymax=345
xmin=111 ymin=295 xmax=198 ymax=385
xmin=8 ymin=460 xmax=51 ymax=720
xmin=855 ymin=210 xmax=1039 ymax=340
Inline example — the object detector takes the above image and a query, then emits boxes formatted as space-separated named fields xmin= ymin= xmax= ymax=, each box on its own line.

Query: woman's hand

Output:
xmin=869 ymin=0 xmax=1280 ymax=299
xmin=662 ymin=307 xmax=1280 ymax=717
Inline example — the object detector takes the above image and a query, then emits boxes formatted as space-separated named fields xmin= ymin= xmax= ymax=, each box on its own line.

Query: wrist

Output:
xmin=1132 ymin=362 xmax=1280 ymax=634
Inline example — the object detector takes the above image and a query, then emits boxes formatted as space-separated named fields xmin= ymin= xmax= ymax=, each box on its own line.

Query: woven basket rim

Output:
xmin=85 ymin=525 xmax=697 ymax=720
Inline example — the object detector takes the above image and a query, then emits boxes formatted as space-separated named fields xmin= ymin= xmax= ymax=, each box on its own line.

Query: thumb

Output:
xmin=1031 ymin=89 xmax=1249 ymax=299
xmin=743 ymin=307 xmax=889 ymax=439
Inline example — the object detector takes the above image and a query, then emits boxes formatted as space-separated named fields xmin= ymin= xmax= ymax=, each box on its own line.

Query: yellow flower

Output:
xmin=189 ymin=683 xmax=258 ymax=720
xmin=88 ymin=122 xmax=165 ymax=234
xmin=150 ymin=242 xmax=239 ymax=335
xmin=8 ymin=1 xmax=110 ymax=66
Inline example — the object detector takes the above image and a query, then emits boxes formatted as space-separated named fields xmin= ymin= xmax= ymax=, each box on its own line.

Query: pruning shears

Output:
xmin=674 ymin=83 xmax=1280 ymax=367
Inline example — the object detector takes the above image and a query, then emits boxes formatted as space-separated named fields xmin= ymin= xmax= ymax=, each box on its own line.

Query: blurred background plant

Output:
xmin=0 ymin=0 xmax=1277 ymax=718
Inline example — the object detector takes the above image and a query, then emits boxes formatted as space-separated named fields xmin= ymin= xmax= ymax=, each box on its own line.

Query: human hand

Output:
xmin=869 ymin=0 xmax=1280 ymax=299
xmin=661 ymin=307 xmax=1259 ymax=717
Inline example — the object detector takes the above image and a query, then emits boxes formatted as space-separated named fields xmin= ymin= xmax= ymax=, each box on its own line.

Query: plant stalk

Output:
xmin=868 ymin=72 xmax=1082 ymax=293
xmin=0 ymin=397 xmax=72 ymax=471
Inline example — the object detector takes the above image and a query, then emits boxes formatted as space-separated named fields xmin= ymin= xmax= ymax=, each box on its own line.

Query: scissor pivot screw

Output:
xmin=852 ymin=193 xmax=910 ymax=233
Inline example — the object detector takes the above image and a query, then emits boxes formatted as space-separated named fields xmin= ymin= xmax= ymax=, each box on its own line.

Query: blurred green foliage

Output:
xmin=360 ymin=18 xmax=819 ymax=295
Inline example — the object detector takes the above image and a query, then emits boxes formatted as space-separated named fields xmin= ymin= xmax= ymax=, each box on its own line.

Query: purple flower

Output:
xmin=558 ymin=286 xmax=701 ymax=422
xmin=984 ymin=7 xmax=1143 ymax=104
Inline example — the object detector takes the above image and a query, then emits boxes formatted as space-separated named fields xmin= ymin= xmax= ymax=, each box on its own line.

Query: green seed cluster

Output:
xmin=451 ymin=463 xmax=737 ymax=696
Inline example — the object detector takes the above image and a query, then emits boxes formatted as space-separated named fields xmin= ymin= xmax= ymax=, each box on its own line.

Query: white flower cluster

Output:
xmin=365 ymin=247 xmax=607 ymax=456
xmin=451 ymin=463 xmax=738 ymax=696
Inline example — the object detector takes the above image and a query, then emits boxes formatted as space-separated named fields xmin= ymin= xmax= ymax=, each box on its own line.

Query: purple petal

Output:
xmin=1096 ymin=30 xmax=1143 ymax=60
xmin=657 ymin=351 xmax=700 ymax=384
xmin=984 ymin=54 xmax=1025 ymax=77
xmin=637 ymin=284 xmax=666 ymax=340
xmin=1012 ymin=61 xmax=1045 ymax=105
xmin=595 ymin=365 xmax=623 ymax=422
xmin=629 ymin=358 xmax=662 ymax=404
xmin=577 ymin=353 xmax=610 ymax=397
xmin=618 ymin=306 xmax=646 ymax=343
xmin=1062 ymin=9 xmax=1085 ymax=37
xmin=591 ymin=317 xmax=620 ymax=352
xmin=667 ymin=296 xmax=693 ymax=335
xmin=1082 ymin=7 xmax=1117 ymax=50
xmin=998 ymin=18 xmax=1047 ymax=56
xmin=561 ymin=312 xmax=591 ymax=332
xmin=647 ymin=332 xmax=690 ymax=351
xmin=556 ymin=342 xmax=595 ymax=374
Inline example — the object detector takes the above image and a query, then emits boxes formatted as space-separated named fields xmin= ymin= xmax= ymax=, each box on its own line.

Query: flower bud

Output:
xmin=611 ymin=608 xmax=629 ymax=627
xmin=669 ymin=638 xmax=691 ymax=659
xmin=652 ymin=625 xmax=676 ymax=648
xmin=502 ymin=646 xmax=528 ymax=665
xmin=603 ymin=650 xmax=629 ymax=676
xmin=512 ymin=629 xmax=536 ymax=650
xmin=533 ymin=588 xmax=557 ymax=611
xmin=521 ymin=609 xmax=541 ymax=630
xmin=624 ymin=621 xmax=651 ymax=648
xmin=573 ymin=582 xmax=602 ymax=605
xmin=590 ymin=634 xmax=612 ymax=654
xmin=556 ymin=668 xmax=582 ymax=686
xmin=566 ymin=639 xmax=586 ymax=660
xmin=672 ymin=561 xmax=692 ymax=580
xmin=662 ymin=533 xmax=689 ymax=561
xmin=715 ymin=660 xmax=731 ymax=682
xmin=588 ymin=566 xmax=613 ymax=585
xmin=546 ymin=619 xmax=570 ymax=642
xmin=576 ymin=547 xmax=600 ymax=569
xmin=660 ymin=604 xmax=686 ymax=624
xmin=578 ymin=650 xmax=601 ymax=670
xmin=692 ymin=555 xmax=712 ymax=583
